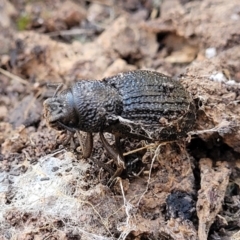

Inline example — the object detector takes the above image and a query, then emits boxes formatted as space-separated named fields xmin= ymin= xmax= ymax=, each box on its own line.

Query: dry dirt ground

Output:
xmin=0 ymin=0 xmax=240 ymax=239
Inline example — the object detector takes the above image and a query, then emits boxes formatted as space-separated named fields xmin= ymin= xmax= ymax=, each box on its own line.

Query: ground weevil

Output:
xmin=44 ymin=70 xmax=196 ymax=183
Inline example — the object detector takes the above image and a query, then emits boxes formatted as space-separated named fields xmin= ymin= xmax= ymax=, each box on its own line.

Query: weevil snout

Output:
xmin=43 ymin=99 xmax=65 ymax=129
xmin=44 ymin=99 xmax=62 ymax=117
xmin=43 ymin=91 xmax=78 ymax=132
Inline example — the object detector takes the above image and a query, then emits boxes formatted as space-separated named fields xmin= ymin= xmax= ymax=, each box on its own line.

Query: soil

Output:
xmin=0 ymin=0 xmax=240 ymax=239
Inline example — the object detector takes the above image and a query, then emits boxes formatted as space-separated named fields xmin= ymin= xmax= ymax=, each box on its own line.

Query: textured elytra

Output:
xmin=44 ymin=70 xmax=196 ymax=141
xmin=105 ymin=71 xmax=191 ymax=124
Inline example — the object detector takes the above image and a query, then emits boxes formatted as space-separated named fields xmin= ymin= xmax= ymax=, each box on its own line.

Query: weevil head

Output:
xmin=43 ymin=88 xmax=78 ymax=131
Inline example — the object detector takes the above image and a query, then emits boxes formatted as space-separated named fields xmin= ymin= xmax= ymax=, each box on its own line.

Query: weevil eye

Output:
xmin=49 ymin=102 xmax=62 ymax=113
xmin=45 ymin=98 xmax=59 ymax=109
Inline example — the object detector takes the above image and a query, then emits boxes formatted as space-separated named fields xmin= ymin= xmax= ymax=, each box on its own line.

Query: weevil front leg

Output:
xmin=99 ymin=132 xmax=125 ymax=186
xmin=76 ymin=131 xmax=93 ymax=158
xmin=55 ymin=122 xmax=93 ymax=158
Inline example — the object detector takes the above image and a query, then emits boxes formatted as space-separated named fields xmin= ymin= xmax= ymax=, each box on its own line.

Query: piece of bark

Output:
xmin=197 ymin=158 xmax=231 ymax=240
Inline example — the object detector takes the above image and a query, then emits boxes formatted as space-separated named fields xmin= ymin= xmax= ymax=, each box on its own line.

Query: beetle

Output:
xmin=44 ymin=70 xmax=196 ymax=182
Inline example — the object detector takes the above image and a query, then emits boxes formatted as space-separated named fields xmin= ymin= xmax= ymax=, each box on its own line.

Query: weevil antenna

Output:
xmin=46 ymin=83 xmax=64 ymax=97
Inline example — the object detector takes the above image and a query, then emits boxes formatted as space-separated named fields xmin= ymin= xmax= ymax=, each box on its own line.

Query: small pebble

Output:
xmin=205 ymin=47 xmax=217 ymax=59
xmin=40 ymin=177 xmax=50 ymax=181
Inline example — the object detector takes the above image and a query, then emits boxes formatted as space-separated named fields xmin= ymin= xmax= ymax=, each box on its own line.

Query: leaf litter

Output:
xmin=1 ymin=0 xmax=240 ymax=239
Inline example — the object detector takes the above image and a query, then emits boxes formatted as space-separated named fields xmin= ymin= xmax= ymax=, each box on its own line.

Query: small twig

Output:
xmin=123 ymin=143 xmax=157 ymax=156
xmin=47 ymin=29 xmax=95 ymax=37
xmin=93 ymin=158 xmax=115 ymax=175
xmin=123 ymin=140 xmax=175 ymax=156
xmin=0 ymin=67 xmax=29 ymax=85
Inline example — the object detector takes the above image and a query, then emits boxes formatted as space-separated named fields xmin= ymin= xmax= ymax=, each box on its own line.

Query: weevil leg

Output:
xmin=115 ymin=134 xmax=124 ymax=161
xmin=76 ymin=131 xmax=93 ymax=158
xmin=92 ymin=158 xmax=115 ymax=176
xmin=107 ymin=164 xmax=124 ymax=187
xmin=99 ymin=132 xmax=125 ymax=169
xmin=57 ymin=121 xmax=76 ymax=133
xmin=99 ymin=132 xmax=126 ymax=186
xmin=55 ymin=122 xmax=93 ymax=158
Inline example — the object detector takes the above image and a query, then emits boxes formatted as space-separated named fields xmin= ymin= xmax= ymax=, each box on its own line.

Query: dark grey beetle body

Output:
xmin=44 ymin=70 xmax=195 ymax=141
xmin=44 ymin=70 xmax=196 ymax=183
